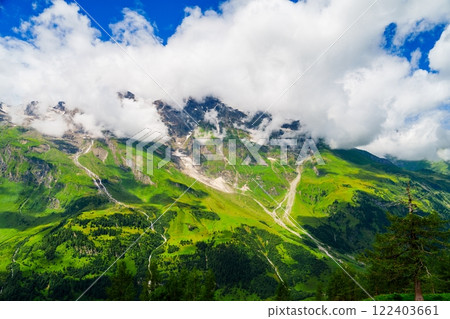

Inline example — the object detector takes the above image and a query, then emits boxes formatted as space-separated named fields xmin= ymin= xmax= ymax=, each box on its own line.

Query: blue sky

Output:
xmin=383 ymin=22 xmax=446 ymax=72
xmin=0 ymin=0 xmax=448 ymax=160
xmin=0 ymin=0 xmax=224 ymax=43
xmin=0 ymin=0 xmax=445 ymax=66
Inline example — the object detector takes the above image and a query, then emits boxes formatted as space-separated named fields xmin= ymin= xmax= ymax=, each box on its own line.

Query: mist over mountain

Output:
xmin=0 ymin=97 xmax=449 ymax=301
xmin=0 ymin=0 xmax=449 ymax=161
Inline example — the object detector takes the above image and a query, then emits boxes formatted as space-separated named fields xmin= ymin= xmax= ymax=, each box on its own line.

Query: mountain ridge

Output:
xmin=0 ymin=97 xmax=448 ymax=301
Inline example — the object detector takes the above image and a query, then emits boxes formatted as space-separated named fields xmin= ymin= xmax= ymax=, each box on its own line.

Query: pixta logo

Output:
xmin=126 ymin=129 xmax=324 ymax=175
xmin=126 ymin=128 xmax=171 ymax=175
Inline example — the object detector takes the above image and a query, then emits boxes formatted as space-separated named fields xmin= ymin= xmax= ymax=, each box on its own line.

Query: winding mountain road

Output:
xmin=283 ymin=165 xmax=302 ymax=220
xmin=73 ymin=140 xmax=166 ymax=293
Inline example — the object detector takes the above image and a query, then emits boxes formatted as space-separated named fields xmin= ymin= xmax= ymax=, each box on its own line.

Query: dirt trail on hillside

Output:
xmin=73 ymin=139 xmax=169 ymax=297
xmin=253 ymin=198 xmax=301 ymax=239
xmin=73 ymin=140 xmax=118 ymax=205
xmin=10 ymin=247 xmax=19 ymax=278
xmin=73 ymin=140 xmax=150 ymax=219
xmin=148 ymin=232 xmax=167 ymax=290
xmin=252 ymin=162 xmax=303 ymax=236
xmin=261 ymin=252 xmax=284 ymax=283
xmin=283 ymin=165 xmax=302 ymax=220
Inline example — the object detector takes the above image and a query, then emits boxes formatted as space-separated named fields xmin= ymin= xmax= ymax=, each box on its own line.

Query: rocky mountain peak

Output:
xmin=118 ymin=91 xmax=136 ymax=101
xmin=24 ymin=101 xmax=39 ymax=117
xmin=53 ymin=101 xmax=66 ymax=113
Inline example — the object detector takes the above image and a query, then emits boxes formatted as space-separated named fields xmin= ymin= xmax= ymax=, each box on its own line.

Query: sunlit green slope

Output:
xmin=0 ymin=123 xmax=448 ymax=301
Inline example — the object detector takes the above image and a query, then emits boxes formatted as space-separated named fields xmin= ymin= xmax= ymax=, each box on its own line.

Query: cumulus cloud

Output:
xmin=0 ymin=0 xmax=449 ymax=160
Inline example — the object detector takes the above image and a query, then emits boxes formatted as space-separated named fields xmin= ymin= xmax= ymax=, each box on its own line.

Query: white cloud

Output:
xmin=410 ymin=49 xmax=421 ymax=69
xmin=429 ymin=25 xmax=450 ymax=75
xmin=438 ymin=148 xmax=450 ymax=161
xmin=364 ymin=111 xmax=450 ymax=161
xmin=0 ymin=0 xmax=449 ymax=160
xmin=110 ymin=8 xmax=161 ymax=46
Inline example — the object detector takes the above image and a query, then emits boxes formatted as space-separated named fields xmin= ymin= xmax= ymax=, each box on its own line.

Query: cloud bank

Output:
xmin=0 ymin=0 xmax=449 ymax=160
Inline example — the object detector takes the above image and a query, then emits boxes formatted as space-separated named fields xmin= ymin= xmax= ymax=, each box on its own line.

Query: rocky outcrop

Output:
xmin=156 ymin=97 xmax=248 ymax=138
xmin=118 ymin=91 xmax=136 ymax=101
xmin=92 ymin=147 xmax=108 ymax=162
xmin=53 ymin=101 xmax=66 ymax=113
xmin=0 ymin=145 xmax=54 ymax=187
xmin=132 ymin=169 xmax=154 ymax=185
xmin=0 ymin=102 xmax=8 ymax=122
xmin=24 ymin=101 xmax=39 ymax=117
xmin=31 ymin=144 xmax=50 ymax=154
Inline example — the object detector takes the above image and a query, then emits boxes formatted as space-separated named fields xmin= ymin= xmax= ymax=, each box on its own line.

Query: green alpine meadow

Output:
xmin=0 ymin=0 xmax=449 ymax=308
xmin=0 ymin=98 xmax=448 ymax=301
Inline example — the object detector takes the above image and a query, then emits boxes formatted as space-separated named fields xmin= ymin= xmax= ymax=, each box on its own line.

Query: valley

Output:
xmin=0 ymin=98 xmax=448 ymax=301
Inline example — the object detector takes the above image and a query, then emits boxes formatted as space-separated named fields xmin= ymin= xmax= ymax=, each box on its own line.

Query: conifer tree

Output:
xmin=364 ymin=184 xmax=449 ymax=300
xmin=107 ymin=260 xmax=136 ymax=300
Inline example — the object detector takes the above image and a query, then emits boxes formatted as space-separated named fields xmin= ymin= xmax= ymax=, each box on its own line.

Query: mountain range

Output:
xmin=0 ymin=96 xmax=448 ymax=300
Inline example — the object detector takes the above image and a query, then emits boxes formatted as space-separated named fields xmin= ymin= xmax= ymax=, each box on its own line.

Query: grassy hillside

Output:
xmin=0 ymin=123 xmax=448 ymax=301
